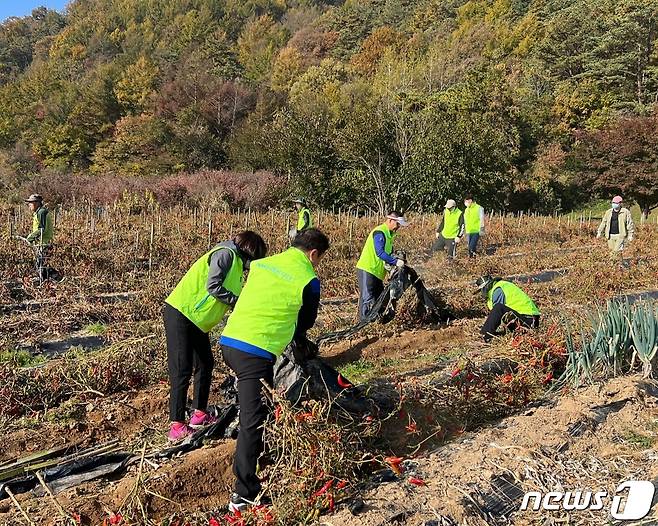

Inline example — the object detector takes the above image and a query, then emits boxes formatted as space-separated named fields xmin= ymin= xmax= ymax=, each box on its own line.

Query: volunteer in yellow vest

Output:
xmin=164 ymin=230 xmax=267 ymax=442
xmin=22 ymin=194 xmax=60 ymax=282
xmin=432 ymin=199 xmax=465 ymax=260
xmin=356 ymin=211 xmax=409 ymax=321
xmin=219 ymin=228 xmax=330 ymax=513
xmin=293 ymin=197 xmax=312 ymax=233
xmin=474 ymin=275 xmax=540 ymax=343
xmin=463 ymin=196 xmax=485 ymax=258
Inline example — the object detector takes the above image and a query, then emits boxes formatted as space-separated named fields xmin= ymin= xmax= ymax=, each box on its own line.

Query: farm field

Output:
xmin=1 ymin=204 xmax=658 ymax=526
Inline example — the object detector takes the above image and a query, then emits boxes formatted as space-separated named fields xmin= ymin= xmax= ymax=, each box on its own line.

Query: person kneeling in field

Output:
xmin=475 ymin=275 xmax=540 ymax=343
xmin=164 ymin=231 xmax=267 ymax=442
xmin=219 ymin=228 xmax=330 ymax=513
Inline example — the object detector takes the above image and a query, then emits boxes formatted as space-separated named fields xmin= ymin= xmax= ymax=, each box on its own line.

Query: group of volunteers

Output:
xmin=17 ymin=192 xmax=636 ymax=513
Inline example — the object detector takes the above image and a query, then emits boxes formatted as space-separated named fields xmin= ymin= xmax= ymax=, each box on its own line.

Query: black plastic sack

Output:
xmin=0 ymin=452 xmax=133 ymax=500
xmin=273 ymin=348 xmax=394 ymax=415
xmin=318 ymin=265 xmax=450 ymax=344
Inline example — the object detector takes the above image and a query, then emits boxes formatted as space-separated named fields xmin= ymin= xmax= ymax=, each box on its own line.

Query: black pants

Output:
xmin=357 ymin=269 xmax=384 ymax=321
xmin=35 ymin=245 xmax=60 ymax=282
xmin=222 ymin=346 xmax=274 ymax=500
xmin=431 ymin=235 xmax=457 ymax=259
xmin=481 ymin=303 xmax=540 ymax=341
xmin=164 ymin=303 xmax=214 ymax=423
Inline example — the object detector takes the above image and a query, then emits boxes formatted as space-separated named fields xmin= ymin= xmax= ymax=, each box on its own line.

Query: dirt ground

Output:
xmin=327 ymin=375 xmax=658 ymax=526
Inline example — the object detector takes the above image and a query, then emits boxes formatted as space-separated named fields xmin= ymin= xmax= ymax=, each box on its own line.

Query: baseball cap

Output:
xmin=445 ymin=199 xmax=457 ymax=209
xmin=612 ymin=196 xmax=623 ymax=204
xmin=24 ymin=194 xmax=43 ymax=203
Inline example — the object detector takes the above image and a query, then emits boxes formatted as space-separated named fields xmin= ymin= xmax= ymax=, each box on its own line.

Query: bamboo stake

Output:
xmin=5 ymin=486 xmax=35 ymax=526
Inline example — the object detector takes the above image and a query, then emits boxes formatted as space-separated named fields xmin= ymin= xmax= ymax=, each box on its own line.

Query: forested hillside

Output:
xmin=1 ymin=0 xmax=657 ymax=213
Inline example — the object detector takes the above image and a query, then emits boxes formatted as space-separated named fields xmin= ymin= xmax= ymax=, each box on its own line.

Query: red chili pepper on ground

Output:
xmin=327 ymin=494 xmax=335 ymax=511
xmin=408 ymin=477 xmax=426 ymax=486
xmin=313 ymin=479 xmax=334 ymax=497
xmin=209 ymin=518 xmax=221 ymax=526
xmin=337 ymin=480 xmax=348 ymax=489
xmin=274 ymin=404 xmax=281 ymax=421
xmin=451 ymin=368 xmax=461 ymax=378
xmin=337 ymin=374 xmax=353 ymax=388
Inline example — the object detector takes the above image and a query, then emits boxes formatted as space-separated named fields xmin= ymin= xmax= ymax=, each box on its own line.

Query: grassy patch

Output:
xmin=84 ymin=323 xmax=107 ymax=335
xmin=338 ymin=359 xmax=376 ymax=383
xmin=620 ymin=430 xmax=654 ymax=449
xmin=0 ymin=349 xmax=45 ymax=368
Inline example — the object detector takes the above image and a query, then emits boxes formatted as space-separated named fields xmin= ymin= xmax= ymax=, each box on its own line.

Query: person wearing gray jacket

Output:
xmin=597 ymin=196 xmax=635 ymax=253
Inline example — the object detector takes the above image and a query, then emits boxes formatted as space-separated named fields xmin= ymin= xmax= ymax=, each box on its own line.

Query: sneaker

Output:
xmin=168 ymin=422 xmax=192 ymax=442
xmin=228 ymin=493 xmax=253 ymax=514
xmin=189 ymin=409 xmax=217 ymax=429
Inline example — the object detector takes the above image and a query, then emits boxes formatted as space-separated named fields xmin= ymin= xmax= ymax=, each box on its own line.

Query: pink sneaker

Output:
xmin=189 ymin=410 xmax=217 ymax=429
xmin=168 ymin=422 xmax=192 ymax=442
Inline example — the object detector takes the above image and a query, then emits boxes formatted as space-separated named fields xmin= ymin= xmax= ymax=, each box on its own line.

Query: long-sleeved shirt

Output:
xmin=491 ymin=287 xmax=505 ymax=306
xmin=207 ymin=240 xmax=243 ymax=307
xmin=372 ymin=231 xmax=398 ymax=266
xmin=27 ymin=206 xmax=53 ymax=244
xmin=597 ymin=207 xmax=635 ymax=240
xmin=294 ymin=277 xmax=321 ymax=342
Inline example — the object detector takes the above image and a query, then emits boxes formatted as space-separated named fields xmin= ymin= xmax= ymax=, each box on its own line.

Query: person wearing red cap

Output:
xmin=597 ymin=196 xmax=635 ymax=253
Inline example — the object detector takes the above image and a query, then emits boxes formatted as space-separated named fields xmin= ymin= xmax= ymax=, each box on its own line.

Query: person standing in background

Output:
xmin=432 ymin=199 xmax=464 ymax=260
xmin=597 ymin=196 xmax=635 ymax=253
xmin=463 ymin=196 xmax=485 ymax=258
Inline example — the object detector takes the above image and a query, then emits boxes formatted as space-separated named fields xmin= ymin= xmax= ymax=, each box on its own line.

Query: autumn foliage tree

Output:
xmin=568 ymin=113 xmax=658 ymax=219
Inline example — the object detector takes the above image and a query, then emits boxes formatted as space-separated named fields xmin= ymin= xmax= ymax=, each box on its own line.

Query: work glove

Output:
xmin=627 ymin=235 xmax=634 ymax=242
xmin=395 ymin=259 xmax=405 ymax=268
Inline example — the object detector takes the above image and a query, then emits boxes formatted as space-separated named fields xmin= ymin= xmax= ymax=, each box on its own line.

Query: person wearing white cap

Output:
xmin=597 ymin=196 xmax=635 ymax=253
xmin=355 ymin=211 xmax=409 ymax=320
xmin=432 ymin=199 xmax=464 ymax=260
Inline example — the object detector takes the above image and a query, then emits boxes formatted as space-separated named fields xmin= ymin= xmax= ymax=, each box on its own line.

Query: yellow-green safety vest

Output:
xmin=487 ymin=280 xmax=540 ymax=316
xmin=165 ymin=246 xmax=243 ymax=333
xmin=464 ymin=203 xmax=482 ymax=234
xmin=442 ymin=208 xmax=463 ymax=239
xmin=221 ymin=247 xmax=317 ymax=358
xmin=31 ymin=207 xmax=54 ymax=245
xmin=356 ymin=224 xmax=395 ymax=280
xmin=297 ymin=208 xmax=312 ymax=231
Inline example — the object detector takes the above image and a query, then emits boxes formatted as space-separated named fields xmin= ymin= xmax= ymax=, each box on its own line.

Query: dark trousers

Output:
xmin=357 ymin=269 xmax=384 ymax=321
xmin=221 ymin=346 xmax=274 ymax=500
xmin=466 ymin=233 xmax=480 ymax=257
xmin=481 ymin=303 xmax=540 ymax=341
xmin=35 ymin=245 xmax=59 ymax=282
xmin=164 ymin=303 xmax=214 ymax=423
xmin=431 ymin=235 xmax=457 ymax=259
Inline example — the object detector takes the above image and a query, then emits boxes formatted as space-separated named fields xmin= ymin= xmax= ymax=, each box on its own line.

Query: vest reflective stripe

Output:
xmin=464 ymin=203 xmax=482 ymax=234
xmin=487 ymin=280 xmax=540 ymax=316
xmin=165 ymin=247 xmax=243 ymax=333
xmin=442 ymin=208 xmax=463 ymax=239
xmin=221 ymin=247 xmax=317 ymax=357
xmin=32 ymin=208 xmax=54 ymax=245
xmin=356 ymin=224 xmax=394 ymax=280
xmin=297 ymin=208 xmax=312 ymax=230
